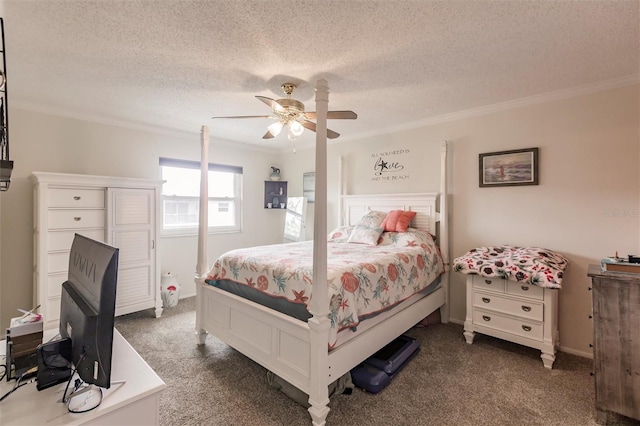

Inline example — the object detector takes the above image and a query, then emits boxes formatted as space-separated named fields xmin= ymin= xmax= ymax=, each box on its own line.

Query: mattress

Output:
xmin=206 ymin=228 xmax=445 ymax=348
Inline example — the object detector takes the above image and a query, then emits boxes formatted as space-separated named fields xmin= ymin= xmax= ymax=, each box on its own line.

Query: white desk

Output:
xmin=0 ymin=329 xmax=166 ymax=425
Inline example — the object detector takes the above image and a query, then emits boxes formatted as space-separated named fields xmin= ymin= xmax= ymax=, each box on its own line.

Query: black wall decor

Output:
xmin=0 ymin=18 xmax=11 ymax=191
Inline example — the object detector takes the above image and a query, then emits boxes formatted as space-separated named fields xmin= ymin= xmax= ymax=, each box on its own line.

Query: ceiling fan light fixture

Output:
xmin=267 ymin=121 xmax=283 ymax=137
xmin=289 ymin=120 xmax=304 ymax=137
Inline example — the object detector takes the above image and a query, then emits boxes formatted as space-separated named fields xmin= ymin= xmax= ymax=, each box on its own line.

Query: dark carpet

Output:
xmin=115 ymin=297 xmax=638 ymax=426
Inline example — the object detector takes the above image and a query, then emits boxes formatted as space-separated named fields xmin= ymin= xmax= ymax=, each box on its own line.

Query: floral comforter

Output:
xmin=453 ymin=246 xmax=568 ymax=288
xmin=206 ymin=228 xmax=444 ymax=348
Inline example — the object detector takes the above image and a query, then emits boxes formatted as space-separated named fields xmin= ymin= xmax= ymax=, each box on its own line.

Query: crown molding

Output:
xmin=339 ymin=74 xmax=640 ymax=142
xmin=14 ymin=74 xmax=639 ymax=153
xmin=11 ymin=102 xmax=278 ymax=154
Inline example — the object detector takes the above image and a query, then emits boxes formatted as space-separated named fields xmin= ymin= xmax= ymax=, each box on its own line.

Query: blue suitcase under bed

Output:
xmin=350 ymin=334 xmax=420 ymax=393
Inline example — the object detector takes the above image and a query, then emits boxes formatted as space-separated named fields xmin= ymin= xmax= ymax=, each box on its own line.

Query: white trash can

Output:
xmin=161 ymin=272 xmax=181 ymax=308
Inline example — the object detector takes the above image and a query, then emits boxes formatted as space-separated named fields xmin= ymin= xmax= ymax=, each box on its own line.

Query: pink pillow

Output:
xmin=381 ymin=210 xmax=416 ymax=232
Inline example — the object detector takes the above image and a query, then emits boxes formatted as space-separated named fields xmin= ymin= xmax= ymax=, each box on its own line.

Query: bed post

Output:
xmin=195 ymin=125 xmax=210 ymax=345
xmin=307 ymin=79 xmax=331 ymax=426
xmin=338 ymin=155 xmax=344 ymax=225
xmin=439 ymin=140 xmax=450 ymax=323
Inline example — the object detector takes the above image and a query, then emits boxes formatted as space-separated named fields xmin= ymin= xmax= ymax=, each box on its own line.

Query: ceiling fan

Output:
xmin=212 ymin=83 xmax=357 ymax=140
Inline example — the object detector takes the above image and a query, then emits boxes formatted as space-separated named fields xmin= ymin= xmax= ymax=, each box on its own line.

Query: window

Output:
xmin=160 ymin=158 xmax=243 ymax=236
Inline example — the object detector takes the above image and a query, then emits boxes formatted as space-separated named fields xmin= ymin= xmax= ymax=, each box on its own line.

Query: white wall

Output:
xmin=2 ymin=84 xmax=637 ymax=357
xmin=0 ymin=109 xmax=286 ymax=329
xmin=284 ymin=84 xmax=640 ymax=357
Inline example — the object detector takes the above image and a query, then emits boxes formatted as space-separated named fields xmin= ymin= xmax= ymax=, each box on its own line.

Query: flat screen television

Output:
xmin=59 ymin=234 xmax=119 ymax=389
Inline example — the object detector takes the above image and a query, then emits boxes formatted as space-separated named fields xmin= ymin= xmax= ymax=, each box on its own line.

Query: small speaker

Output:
xmin=36 ymin=338 xmax=72 ymax=391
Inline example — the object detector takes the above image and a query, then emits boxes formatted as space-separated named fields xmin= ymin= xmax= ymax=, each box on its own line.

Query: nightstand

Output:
xmin=463 ymin=274 xmax=559 ymax=368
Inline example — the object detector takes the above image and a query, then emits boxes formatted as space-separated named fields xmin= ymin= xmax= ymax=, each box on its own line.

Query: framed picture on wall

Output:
xmin=303 ymin=172 xmax=315 ymax=203
xmin=479 ymin=147 xmax=539 ymax=187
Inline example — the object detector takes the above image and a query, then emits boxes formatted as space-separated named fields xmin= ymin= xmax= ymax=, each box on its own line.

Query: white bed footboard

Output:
xmin=197 ymin=280 xmax=446 ymax=395
xmin=199 ymin=283 xmax=313 ymax=392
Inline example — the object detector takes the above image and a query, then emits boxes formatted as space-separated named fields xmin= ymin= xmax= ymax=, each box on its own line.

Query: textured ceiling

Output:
xmin=3 ymin=0 xmax=639 ymax=150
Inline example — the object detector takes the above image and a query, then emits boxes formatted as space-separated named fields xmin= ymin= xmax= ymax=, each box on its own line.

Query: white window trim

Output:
xmin=160 ymin=158 xmax=243 ymax=237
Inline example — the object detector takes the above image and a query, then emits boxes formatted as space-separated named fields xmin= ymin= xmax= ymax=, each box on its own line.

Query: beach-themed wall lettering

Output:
xmin=371 ymin=149 xmax=410 ymax=182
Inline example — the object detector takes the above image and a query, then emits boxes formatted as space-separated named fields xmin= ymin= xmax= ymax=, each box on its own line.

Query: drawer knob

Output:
xmin=520 ymin=285 xmax=529 ymax=291
xmin=522 ymin=325 xmax=532 ymax=332
xmin=522 ymin=305 xmax=531 ymax=312
xmin=482 ymin=297 xmax=490 ymax=303
xmin=74 ymin=217 xmax=82 ymax=221
xmin=482 ymin=315 xmax=491 ymax=322
xmin=484 ymin=280 xmax=492 ymax=285
xmin=73 ymin=196 xmax=81 ymax=200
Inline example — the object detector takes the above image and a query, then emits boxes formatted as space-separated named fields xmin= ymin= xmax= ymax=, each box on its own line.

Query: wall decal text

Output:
xmin=371 ymin=149 xmax=410 ymax=182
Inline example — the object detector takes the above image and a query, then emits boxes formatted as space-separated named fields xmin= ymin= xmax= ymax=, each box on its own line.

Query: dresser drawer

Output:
xmin=48 ymin=209 xmax=105 ymax=229
xmin=46 ymin=296 xmax=61 ymax=323
xmin=48 ymin=229 xmax=105 ymax=252
xmin=47 ymin=272 xmax=66 ymax=297
xmin=473 ymin=309 xmax=543 ymax=341
xmin=48 ymin=188 xmax=105 ymax=208
xmin=473 ymin=291 xmax=543 ymax=322
xmin=47 ymin=252 xmax=70 ymax=274
xmin=507 ymin=281 xmax=544 ymax=300
xmin=472 ymin=275 xmax=506 ymax=293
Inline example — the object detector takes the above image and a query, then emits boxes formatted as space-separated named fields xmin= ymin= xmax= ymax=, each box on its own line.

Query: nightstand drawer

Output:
xmin=507 ymin=282 xmax=544 ymax=300
xmin=473 ymin=291 xmax=543 ymax=322
xmin=48 ymin=188 xmax=105 ymax=208
xmin=473 ymin=309 xmax=543 ymax=341
xmin=472 ymin=275 xmax=506 ymax=293
xmin=48 ymin=209 xmax=105 ymax=229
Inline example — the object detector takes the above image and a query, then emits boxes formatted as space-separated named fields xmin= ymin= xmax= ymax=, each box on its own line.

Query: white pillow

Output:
xmin=347 ymin=210 xmax=386 ymax=245
xmin=327 ymin=226 xmax=353 ymax=242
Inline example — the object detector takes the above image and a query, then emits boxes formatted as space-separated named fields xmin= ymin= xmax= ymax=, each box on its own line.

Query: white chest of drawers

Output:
xmin=463 ymin=275 xmax=559 ymax=368
xmin=32 ymin=172 xmax=164 ymax=330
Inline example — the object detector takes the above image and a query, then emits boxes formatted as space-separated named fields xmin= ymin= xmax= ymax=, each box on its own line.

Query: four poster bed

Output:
xmin=194 ymin=79 xmax=450 ymax=426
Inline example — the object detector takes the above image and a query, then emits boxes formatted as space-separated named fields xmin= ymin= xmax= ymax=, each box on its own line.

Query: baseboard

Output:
xmin=558 ymin=346 xmax=592 ymax=359
xmin=448 ymin=317 xmax=464 ymax=326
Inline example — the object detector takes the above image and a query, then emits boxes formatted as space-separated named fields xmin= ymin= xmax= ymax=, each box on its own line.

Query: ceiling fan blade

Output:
xmin=326 ymin=128 xmax=340 ymax=139
xmin=262 ymin=130 xmax=275 ymax=139
xmin=256 ymin=96 xmax=286 ymax=113
xmin=304 ymin=110 xmax=357 ymax=120
xmin=300 ymin=119 xmax=316 ymax=132
xmin=211 ymin=115 xmax=273 ymax=119
xmin=300 ymin=119 xmax=341 ymax=139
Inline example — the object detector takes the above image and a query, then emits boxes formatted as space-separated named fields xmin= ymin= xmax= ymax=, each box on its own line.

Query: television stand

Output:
xmin=1 ymin=329 xmax=165 ymax=425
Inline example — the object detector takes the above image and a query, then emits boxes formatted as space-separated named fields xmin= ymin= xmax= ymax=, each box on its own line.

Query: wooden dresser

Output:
xmin=587 ymin=264 xmax=640 ymax=423
xmin=463 ymin=275 xmax=559 ymax=368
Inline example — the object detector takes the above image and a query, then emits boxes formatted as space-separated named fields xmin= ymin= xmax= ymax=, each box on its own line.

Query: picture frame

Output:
xmin=479 ymin=147 xmax=539 ymax=187
xmin=303 ymin=172 xmax=315 ymax=203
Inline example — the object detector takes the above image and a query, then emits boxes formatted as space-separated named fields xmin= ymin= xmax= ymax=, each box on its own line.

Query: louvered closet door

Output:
xmin=107 ymin=188 xmax=156 ymax=316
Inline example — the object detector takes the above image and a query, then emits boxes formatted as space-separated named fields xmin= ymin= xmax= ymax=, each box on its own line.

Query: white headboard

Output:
xmin=341 ymin=192 xmax=440 ymax=235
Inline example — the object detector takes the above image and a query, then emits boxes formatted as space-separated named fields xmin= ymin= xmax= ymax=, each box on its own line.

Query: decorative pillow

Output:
xmin=356 ymin=210 xmax=387 ymax=228
xmin=347 ymin=225 xmax=384 ymax=245
xmin=381 ymin=210 xmax=417 ymax=232
xmin=346 ymin=210 xmax=386 ymax=245
xmin=327 ymin=226 xmax=353 ymax=243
